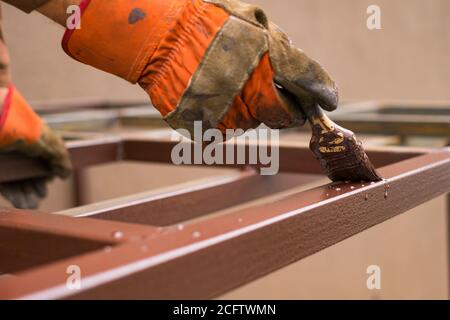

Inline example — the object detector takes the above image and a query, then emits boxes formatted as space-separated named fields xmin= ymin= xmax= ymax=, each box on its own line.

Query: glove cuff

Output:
xmin=62 ymin=0 xmax=188 ymax=84
xmin=0 ymin=85 xmax=43 ymax=147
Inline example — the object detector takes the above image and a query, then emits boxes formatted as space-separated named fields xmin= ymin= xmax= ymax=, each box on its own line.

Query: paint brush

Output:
xmin=305 ymin=104 xmax=382 ymax=182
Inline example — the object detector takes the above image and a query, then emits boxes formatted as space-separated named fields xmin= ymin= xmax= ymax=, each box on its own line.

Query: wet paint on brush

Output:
xmin=306 ymin=105 xmax=382 ymax=182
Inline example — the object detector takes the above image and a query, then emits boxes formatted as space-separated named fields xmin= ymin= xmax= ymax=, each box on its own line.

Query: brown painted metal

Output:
xmin=0 ymin=100 xmax=444 ymax=299
xmin=1 ymin=99 xmax=448 ymax=299
xmin=0 ymin=154 xmax=48 ymax=183
xmin=68 ymin=139 xmax=123 ymax=170
xmin=0 ymin=139 xmax=121 ymax=184
xmin=123 ymin=139 xmax=429 ymax=174
xmin=0 ymin=138 xmax=429 ymax=184
xmin=70 ymin=150 xmax=450 ymax=299
xmin=0 ymin=144 xmax=448 ymax=299
xmin=0 ymin=209 xmax=156 ymax=274
xmin=78 ymin=170 xmax=317 ymax=226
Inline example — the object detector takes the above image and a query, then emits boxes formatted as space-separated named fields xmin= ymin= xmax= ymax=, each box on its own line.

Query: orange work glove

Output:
xmin=0 ymin=85 xmax=72 ymax=209
xmin=62 ymin=0 xmax=338 ymax=137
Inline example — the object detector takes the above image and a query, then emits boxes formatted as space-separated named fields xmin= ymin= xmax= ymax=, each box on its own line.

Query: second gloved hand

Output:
xmin=62 ymin=0 xmax=338 ymax=137
xmin=0 ymin=85 xmax=72 ymax=209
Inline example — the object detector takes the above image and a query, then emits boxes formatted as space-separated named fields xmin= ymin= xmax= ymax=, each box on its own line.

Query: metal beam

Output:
xmin=63 ymin=170 xmax=319 ymax=226
xmin=0 ymin=209 xmax=157 ymax=274
xmin=0 ymin=149 xmax=448 ymax=299
xmin=0 ymin=138 xmax=428 ymax=183
xmin=123 ymin=139 xmax=428 ymax=174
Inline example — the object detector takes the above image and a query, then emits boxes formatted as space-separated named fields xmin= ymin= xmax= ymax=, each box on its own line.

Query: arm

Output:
xmin=2 ymin=0 xmax=80 ymax=26
xmin=5 ymin=0 xmax=338 ymax=136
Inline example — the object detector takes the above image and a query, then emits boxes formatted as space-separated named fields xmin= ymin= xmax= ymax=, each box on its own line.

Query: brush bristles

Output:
xmin=310 ymin=124 xmax=382 ymax=182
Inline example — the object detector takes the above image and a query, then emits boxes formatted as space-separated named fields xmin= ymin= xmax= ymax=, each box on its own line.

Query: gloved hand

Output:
xmin=62 ymin=0 xmax=338 ymax=137
xmin=0 ymin=85 xmax=72 ymax=209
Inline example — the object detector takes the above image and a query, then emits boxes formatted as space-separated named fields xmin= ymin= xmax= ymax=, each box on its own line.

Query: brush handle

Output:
xmin=304 ymin=104 xmax=336 ymax=133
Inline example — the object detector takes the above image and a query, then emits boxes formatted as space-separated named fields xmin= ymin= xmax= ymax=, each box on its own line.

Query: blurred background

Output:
xmin=1 ymin=0 xmax=449 ymax=299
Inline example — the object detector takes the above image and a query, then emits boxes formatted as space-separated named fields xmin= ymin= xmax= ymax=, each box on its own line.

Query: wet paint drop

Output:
xmin=383 ymin=179 xmax=390 ymax=199
xmin=326 ymin=193 xmax=330 ymax=197
xmin=350 ymin=186 xmax=355 ymax=190
xmin=193 ymin=231 xmax=201 ymax=238
xmin=335 ymin=188 xmax=342 ymax=192
xmin=112 ymin=231 xmax=124 ymax=240
xmin=238 ymin=218 xmax=243 ymax=223
xmin=361 ymin=184 xmax=365 ymax=187
xmin=177 ymin=224 xmax=185 ymax=231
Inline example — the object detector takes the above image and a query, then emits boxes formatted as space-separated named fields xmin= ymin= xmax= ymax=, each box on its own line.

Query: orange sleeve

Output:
xmin=0 ymin=85 xmax=43 ymax=146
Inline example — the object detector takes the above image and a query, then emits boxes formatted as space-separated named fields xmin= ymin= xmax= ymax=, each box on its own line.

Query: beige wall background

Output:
xmin=2 ymin=0 xmax=450 ymax=103
xmin=0 ymin=1 xmax=449 ymax=299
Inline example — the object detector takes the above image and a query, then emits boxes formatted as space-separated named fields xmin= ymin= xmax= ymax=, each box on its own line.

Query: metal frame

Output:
xmin=0 ymin=137 xmax=449 ymax=299
xmin=329 ymin=100 xmax=450 ymax=138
